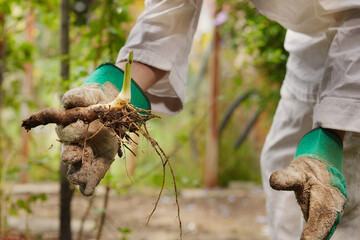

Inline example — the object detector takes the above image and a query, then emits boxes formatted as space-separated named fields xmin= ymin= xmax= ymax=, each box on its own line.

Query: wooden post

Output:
xmin=204 ymin=20 xmax=220 ymax=188
xmin=59 ymin=0 xmax=74 ymax=239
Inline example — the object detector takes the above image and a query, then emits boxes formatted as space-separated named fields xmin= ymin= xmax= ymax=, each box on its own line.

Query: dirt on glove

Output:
xmin=270 ymin=157 xmax=347 ymax=240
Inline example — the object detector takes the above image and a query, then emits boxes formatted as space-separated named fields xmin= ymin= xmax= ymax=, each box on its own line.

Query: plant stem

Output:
xmin=111 ymin=50 xmax=133 ymax=107
xmin=123 ymin=50 xmax=133 ymax=98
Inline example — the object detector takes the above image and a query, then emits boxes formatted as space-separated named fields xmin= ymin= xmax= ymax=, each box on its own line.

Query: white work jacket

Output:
xmin=117 ymin=0 xmax=360 ymax=133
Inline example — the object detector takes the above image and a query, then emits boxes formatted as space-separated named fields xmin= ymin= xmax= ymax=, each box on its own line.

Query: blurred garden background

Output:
xmin=0 ymin=0 xmax=288 ymax=239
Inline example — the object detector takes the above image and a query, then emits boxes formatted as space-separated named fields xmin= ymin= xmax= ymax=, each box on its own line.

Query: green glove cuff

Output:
xmin=83 ymin=63 xmax=151 ymax=111
xmin=295 ymin=128 xmax=347 ymax=198
xmin=295 ymin=128 xmax=343 ymax=171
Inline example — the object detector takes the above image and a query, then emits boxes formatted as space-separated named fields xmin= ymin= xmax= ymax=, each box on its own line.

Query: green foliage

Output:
xmin=0 ymin=0 xmax=133 ymax=236
xmin=219 ymin=0 xmax=287 ymax=112
xmin=118 ymin=226 xmax=131 ymax=240
xmin=0 ymin=3 xmax=290 ymax=238
xmin=218 ymin=105 xmax=263 ymax=186
xmin=0 ymin=0 xmax=135 ymax=179
xmin=71 ymin=0 xmax=132 ymax=69
xmin=214 ymin=1 xmax=288 ymax=185
xmin=8 ymin=193 xmax=47 ymax=217
xmin=0 ymin=0 xmax=289 ymax=190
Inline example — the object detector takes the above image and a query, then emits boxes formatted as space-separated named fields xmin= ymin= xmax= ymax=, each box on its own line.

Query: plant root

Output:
xmin=22 ymin=105 xmax=104 ymax=131
xmin=21 ymin=103 xmax=183 ymax=239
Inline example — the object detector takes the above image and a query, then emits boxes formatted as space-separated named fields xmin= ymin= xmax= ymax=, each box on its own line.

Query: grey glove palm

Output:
xmin=56 ymin=82 xmax=120 ymax=196
xmin=270 ymin=157 xmax=346 ymax=240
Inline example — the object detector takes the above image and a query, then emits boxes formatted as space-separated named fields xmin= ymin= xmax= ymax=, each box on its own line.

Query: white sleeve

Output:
xmin=314 ymin=10 xmax=360 ymax=133
xmin=251 ymin=0 xmax=360 ymax=35
xmin=117 ymin=0 xmax=203 ymax=115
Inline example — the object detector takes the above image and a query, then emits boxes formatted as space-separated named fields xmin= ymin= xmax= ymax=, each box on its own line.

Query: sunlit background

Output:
xmin=0 ymin=0 xmax=288 ymax=239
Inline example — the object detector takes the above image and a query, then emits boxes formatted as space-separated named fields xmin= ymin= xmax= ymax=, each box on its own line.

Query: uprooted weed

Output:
xmin=22 ymin=103 xmax=183 ymax=239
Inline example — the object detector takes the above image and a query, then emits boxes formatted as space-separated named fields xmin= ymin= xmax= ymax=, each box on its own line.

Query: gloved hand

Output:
xmin=270 ymin=128 xmax=347 ymax=240
xmin=56 ymin=63 xmax=150 ymax=196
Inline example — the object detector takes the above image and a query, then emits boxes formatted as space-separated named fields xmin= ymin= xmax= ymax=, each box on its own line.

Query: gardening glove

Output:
xmin=270 ymin=128 xmax=347 ymax=240
xmin=56 ymin=63 xmax=150 ymax=196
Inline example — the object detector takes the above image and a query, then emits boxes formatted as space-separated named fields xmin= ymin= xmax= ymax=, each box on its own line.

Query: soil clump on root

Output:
xmin=21 ymin=103 xmax=183 ymax=239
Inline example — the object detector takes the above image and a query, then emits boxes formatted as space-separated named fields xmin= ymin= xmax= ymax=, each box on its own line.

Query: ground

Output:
xmin=5 ymin=182 xmax=269 ymax=240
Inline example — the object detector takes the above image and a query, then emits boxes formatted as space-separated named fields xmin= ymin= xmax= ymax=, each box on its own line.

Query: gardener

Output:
xmin=56 ymin=1 xmax=360 ymax=239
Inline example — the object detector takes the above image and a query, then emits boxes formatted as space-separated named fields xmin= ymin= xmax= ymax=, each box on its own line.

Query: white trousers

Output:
xmin=261 ymin=87 xmax=360 ymax=240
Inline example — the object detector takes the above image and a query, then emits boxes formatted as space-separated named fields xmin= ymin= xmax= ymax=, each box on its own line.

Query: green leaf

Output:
xmin=176 ymin=133 xmax=188 ymax=143
xmin=1 ymin=2 xmax=11 ymax=14
xmin=6 ymin=167 xmax=20 ymax=176
xmin=118 ymin=227 xmax=131 ymax=234
xmin=9 ymin=203 xmax=19 ymax=216
xmin=29 ymin=193 xmax=47 ymax=203
xmin=94 ymin=207 xmax=106 ymax=214
xmin=17 ymin=199 xmax=32 ymax=213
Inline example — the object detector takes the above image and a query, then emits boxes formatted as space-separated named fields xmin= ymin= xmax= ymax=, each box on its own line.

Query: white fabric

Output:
xmin=261 ymin=87 xmax=360 ymax=240
xmin=261 ymin=88 xmax=310 ymax=240
xmin=271 ymin=8 xmax=360 ymax=134
xmin=281 ymin=30 xmax=329 ymax=104
xmin=262 ymin=7 xmax=360 ymax=239
xmin=117 ymin=0 xmax=203 ymax=115
xmin=118 ymin=1 xmax=360 ymax=132
xmin=314 ymin=10 xmax=360 ymax=132
xmin=251 ymin=0 xmax=360 ymax=35
xmin=259 ymin=5 xmax=360 ymax=240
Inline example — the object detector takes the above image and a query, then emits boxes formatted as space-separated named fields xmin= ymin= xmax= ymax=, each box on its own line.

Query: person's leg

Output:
xmin=331 ymin=134 xmax=360 ymax=239
xmin=261 ymin=87 xmax=313 ymax=240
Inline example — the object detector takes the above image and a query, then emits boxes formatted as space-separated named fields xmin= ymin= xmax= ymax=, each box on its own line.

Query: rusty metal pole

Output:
xmin=204 ymin=19 xmax=220 ymax=188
